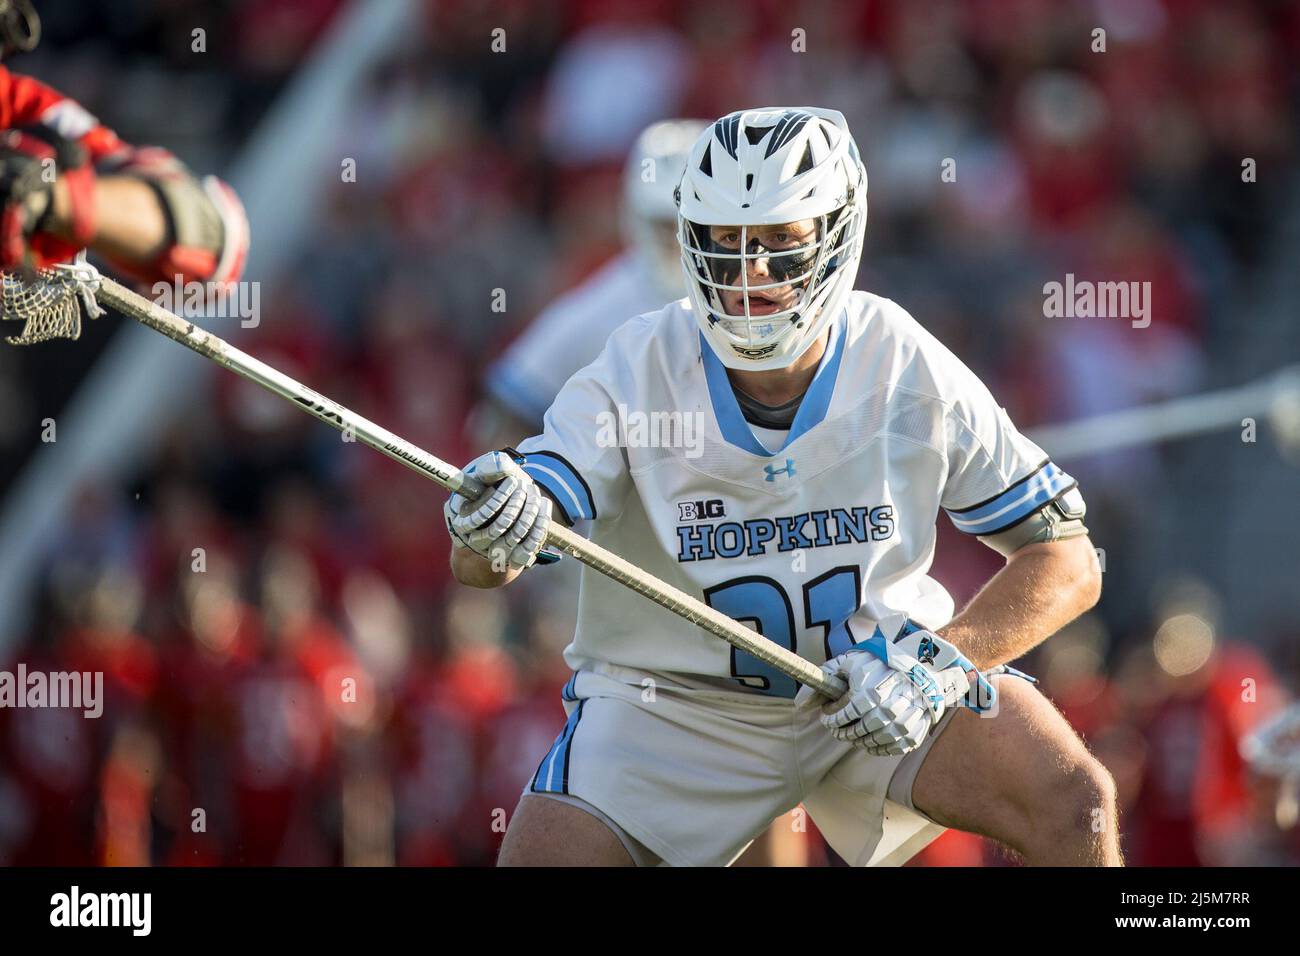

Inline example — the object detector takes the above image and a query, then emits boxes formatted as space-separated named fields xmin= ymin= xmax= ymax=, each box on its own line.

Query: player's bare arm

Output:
xmin=0 ymin=29 xmax=247 ymax=286
xmin=41 ymin=172 xmax=169 ymax=265
xmin=939 ymin=535 xmax=1102 ymax=670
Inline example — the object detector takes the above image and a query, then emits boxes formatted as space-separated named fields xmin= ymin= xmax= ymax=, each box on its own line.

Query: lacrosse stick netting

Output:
xmin=1 ymin=253 xmax=105 ymax=344
xmin=0 ymin=260 xmax=847 ymax=700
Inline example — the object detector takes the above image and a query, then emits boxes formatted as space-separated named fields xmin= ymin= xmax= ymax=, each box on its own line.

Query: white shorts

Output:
xmin=523 ymin=664 xmax=976 ymax=867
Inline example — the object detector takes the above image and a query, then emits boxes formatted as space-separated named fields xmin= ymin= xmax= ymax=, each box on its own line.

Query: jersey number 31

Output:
xmin=703 ymin=566 xmax=862 ymax=698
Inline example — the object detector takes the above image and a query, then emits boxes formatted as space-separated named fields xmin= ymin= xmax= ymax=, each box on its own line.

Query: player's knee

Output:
xmin=1032 ymin=755 xmax=1117 ymax=847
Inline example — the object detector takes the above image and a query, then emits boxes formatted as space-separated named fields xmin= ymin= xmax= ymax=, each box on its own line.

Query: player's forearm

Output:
xmin=47 ymin=174 xmax=169 ymax=264
xmin=449 ymin=545 xmax=524 ymax=589
xmin=937 ymin=535 xmax=1101 ymax=670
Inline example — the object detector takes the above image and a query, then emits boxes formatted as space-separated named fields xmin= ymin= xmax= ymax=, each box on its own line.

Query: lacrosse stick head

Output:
xmin=1241 ymin=703 xmax=1300 ymax=828
xmin=1 ymin=252 xmax=105 ymax=345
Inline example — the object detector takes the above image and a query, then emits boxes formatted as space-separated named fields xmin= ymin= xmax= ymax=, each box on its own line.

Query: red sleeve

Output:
xmin=0 ymin=64 xmax=126 ymax=162
xmin=3 ymin=65 xmax=247 ymax=284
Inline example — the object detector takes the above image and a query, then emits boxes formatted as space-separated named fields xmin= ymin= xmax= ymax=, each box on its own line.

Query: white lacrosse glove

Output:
xmin=797 ymin=625 xmax=998 ymax=756
xmin=444 ymin=449 xmax=553 ymax=571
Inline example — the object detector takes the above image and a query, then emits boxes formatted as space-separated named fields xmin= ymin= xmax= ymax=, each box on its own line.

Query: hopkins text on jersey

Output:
xmin=676 ymin=505 xmax=895 ymax=562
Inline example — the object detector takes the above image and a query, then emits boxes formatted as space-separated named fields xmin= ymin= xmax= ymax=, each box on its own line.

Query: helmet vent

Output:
xmin=715 ymin=116 xmax=740 ymax=159
xmin=745 ymin=173 xmax=753 ymax=191
xmin=764 ymin=111 xmax=813 ymax=157
xmin=745 ymin=125 xmax=773 ymax=146
xmin=699 ymin=143 xmax=712 ymax=176
xmin=796 ymin=142 xmax=815 ymax=176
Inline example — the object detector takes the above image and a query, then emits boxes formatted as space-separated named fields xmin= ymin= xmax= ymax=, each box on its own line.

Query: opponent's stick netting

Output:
xmin=1 ymin=253 xmax=105 ymax=345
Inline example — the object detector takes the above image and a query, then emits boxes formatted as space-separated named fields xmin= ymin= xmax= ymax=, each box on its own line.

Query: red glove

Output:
xmin=0 ymin=123 xmax=96 ymax=269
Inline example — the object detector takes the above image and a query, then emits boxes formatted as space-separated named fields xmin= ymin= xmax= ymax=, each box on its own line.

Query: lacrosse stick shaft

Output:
xmin=92 ymin=277 xmax=846 ymax=699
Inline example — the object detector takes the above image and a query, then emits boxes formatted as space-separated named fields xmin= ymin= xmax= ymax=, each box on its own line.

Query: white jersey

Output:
xmin=516 ymin=291 xmax=1078 ymax=697
xmin=487 ymin=251 xmax=675 ymax=428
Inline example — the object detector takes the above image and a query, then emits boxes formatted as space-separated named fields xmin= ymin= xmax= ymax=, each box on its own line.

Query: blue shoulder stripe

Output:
xmin=946 ymin=462 xmax=1076 ymax=536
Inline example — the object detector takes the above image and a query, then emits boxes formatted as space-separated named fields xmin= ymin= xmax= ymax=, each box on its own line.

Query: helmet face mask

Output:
xmin=675 ymin=108 xmax=867 ymax=370
xmin=679 ymin=207 xmax=860 ymax=359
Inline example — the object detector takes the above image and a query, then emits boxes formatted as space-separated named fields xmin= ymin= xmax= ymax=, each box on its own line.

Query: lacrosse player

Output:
xmin=0 ymin=1 xmax=247 ymax=286
xmin=447 ymin=108 xmax=1115 ymax=866
xmin=474 ymin=117 xmax=809 ymax=865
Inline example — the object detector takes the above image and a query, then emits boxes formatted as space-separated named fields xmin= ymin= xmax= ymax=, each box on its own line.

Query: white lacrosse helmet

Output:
xmin=676 ymin=107 xmax=867 ymax=370
xmin=622 ymin=119 xmax=710 ymax=302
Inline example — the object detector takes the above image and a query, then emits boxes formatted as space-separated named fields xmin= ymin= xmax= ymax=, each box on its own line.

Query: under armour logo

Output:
xmin=763 ymin=459 xmax=796 ymax=481
xmin=917 ymin=635 xmax=938 ymax=664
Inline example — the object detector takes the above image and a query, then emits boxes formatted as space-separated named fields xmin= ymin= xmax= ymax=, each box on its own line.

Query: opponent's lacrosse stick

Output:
xmin=1240 ymin=704 xmax=1300 ymax=829
xmin=1 ymin=257 xmax=847 ymax=698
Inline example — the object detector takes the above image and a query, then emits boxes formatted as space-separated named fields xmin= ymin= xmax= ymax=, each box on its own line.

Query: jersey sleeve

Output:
xmin=514 ymin=342 xmax=633 ymax=526
xmin=937 ymin=350 xmax=1080 ymax=538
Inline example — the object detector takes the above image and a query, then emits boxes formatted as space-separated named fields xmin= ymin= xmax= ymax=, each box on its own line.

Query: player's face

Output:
xmin=709 ymin=218 xmax=817 ymax=316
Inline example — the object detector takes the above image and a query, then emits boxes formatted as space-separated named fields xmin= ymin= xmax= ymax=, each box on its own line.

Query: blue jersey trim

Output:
xmin=520 ymin=450 xmax=596 ymax=523
xmin=561 ymin=673 xmax=579 ymax=701
xmin=700 ymin=332 xmax=770 ymax=457
xmin=783 ymin=315 xmax=845 ymax=449
xmin=945 ymin=462 xmax=1076 ymax=536
xmin=699 ymin=310 xmax=847 ymax=459
xmin=530 ymin=700 xmax=585 ymax=794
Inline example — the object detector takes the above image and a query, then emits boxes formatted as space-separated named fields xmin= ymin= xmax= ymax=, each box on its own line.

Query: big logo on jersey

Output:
xmin=677 ymin=499 xmax=726 ymax=521
xmin=675 ymin=505 xmax=894 ymax=561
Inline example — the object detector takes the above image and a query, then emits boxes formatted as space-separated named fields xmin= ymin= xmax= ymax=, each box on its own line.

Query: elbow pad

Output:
xmin=143 ymin=172 xmax=248 ymax=284
xmin=104 ymin=141 xmax=249 ymax=286
xmin=978 ymin=486 xmax=1088 ymax=557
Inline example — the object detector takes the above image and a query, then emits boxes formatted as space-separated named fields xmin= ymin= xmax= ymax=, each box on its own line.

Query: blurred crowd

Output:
xmin=2 ymin=0 xmax=1299 ymax=865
